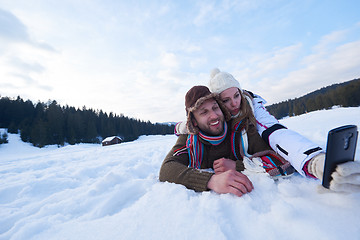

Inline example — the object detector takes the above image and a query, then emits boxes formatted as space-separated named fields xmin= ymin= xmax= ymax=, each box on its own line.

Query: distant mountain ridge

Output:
xmin=266 ymin=78 xmax=360 ymax=119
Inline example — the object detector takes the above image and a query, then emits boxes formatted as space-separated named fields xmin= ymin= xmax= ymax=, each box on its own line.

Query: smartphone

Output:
xmin=322 ymin=125 xmax=358 ymax=189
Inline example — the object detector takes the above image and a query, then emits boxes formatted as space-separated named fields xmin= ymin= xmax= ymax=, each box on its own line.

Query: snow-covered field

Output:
xmin=1 ymin=107 xmax=360 ymax=240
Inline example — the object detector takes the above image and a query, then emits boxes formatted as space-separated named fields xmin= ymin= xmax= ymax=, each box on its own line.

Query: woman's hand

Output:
xmin=213 ymin=157 xmax=236 ymax=173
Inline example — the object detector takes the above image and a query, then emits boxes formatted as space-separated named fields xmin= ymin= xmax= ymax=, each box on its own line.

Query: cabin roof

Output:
xmin=102 ymin=136 xmax=123 ymax=143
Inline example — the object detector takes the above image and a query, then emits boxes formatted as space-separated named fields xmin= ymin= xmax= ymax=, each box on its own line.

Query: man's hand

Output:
xmin=213 ymin=158 xmax=236 ymax=174
xmin=207 ymin=170 xmax=254 ymax=197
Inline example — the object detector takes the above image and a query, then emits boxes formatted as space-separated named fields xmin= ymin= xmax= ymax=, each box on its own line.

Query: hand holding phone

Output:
xmin=322 ymin=125 xmax=358 ymax=189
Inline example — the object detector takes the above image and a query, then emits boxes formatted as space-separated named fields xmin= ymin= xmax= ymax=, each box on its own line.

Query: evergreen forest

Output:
xmin=0 ymin=97 xmax=174 ymax=147
xmin=266 ymin=78 xmax=360 ymax=119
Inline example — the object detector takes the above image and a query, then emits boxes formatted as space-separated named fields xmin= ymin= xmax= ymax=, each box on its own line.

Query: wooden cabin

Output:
xmin=102 ymin=136 xmax=123 ymax=146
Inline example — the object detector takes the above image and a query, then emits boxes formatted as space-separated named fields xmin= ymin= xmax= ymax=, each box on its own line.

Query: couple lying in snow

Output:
xmin=159 ymin=68 xmax=360 ymax=196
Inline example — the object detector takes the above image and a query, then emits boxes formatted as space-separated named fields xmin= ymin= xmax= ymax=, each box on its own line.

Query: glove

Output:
xmin=308 ymin=153 xmax=360 ymax=193
xmin=307 ymin=153 xmax=325 ymax=181
xmin=174 ymin=121 xmax=188 ymax=136
xmin=330 ymin=162 xmax=360 ymax=192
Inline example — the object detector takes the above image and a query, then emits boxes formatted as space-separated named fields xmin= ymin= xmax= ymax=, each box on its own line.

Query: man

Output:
xmin=159 ymin=85 xmax=287 ymax=197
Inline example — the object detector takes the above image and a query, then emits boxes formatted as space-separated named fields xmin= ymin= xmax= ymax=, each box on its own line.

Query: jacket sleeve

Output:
xmin=174 ymin=121 xmax=189 ymax=136
xmin=249 ymin=93 xmax=323 ymax=176
xmin=159 ymin=134 xmax=214 ymax=192
xmin=250 ymin=93 xmax=280 ymax=135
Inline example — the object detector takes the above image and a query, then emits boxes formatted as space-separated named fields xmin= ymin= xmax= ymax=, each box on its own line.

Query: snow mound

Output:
xmin=1 ymin=107 xmax=360 ymax=240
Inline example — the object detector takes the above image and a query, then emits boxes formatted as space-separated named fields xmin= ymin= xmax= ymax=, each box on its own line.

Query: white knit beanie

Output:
xmin=208 ymin=68 xmax=242 ymax=94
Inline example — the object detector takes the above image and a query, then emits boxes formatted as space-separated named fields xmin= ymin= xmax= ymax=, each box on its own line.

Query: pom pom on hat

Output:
xmin=208 ymin=68 xmax=242 ymax=94
xmin=210 ymin=68 xmax=220 ymax=79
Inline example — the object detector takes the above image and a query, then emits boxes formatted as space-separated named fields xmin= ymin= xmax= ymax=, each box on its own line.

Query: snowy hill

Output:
xmin=1 ymin=107 xmax=360 ymax=240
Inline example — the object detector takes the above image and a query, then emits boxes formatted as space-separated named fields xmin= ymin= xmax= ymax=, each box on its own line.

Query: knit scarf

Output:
xmin=231 ymin=120 xmax=250 ymax=160
xmin=186 ymin=122 xmax=228 ymax=169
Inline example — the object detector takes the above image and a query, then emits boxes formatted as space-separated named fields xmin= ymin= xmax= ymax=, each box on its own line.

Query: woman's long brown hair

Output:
xmin=237 ymin=89 xmax=257 ymax=132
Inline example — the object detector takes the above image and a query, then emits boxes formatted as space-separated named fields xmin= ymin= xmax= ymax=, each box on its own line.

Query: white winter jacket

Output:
xmin=250 ymin=93 xmax=323 ymax=176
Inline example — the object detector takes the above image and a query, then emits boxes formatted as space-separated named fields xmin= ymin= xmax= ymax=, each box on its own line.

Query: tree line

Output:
xmin=0 ymin=96 xmax=174 ymax=147
xmin=266 ymin=78 xmax=360 ymax=119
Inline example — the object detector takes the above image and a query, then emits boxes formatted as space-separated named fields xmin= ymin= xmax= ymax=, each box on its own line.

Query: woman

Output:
xmin=208 ymin=69 xmax=360 ymax=193
xmin=207 ymin=68 xmax=324 ymax=178
xmin=208 ymin=68 xmax=296 ymax=178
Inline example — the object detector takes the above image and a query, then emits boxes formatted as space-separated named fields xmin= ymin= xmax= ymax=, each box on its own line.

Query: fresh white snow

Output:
xmin=1 ymin=107 xmax=360 ymax=240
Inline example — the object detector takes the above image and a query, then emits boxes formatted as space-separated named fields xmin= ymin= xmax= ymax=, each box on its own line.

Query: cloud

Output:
xmin=193 ymin=0 xmax=267 ymax=27
xmin=0 ymin=8 xmax=56 ymax=53
xmin=33 ymin=41 xmax=57 ymax=52
xmin=0 ymin=8 xmax=56 ymax=100
xmin=314 ymin=30 xmax=347 ymax=50
xmin=226 ymin=43 xmax=302 ymax=90
xmin=1 ymin=1 xmax=359 ymax=123
xmin=225 ymin=24 xmax=360 ymax=107
xmin=253 ymin=43 xmax=303 ymax=77
xmin=1 ymin=51 xmax=54 ymax=95
xmin=10 ymin=73 xmax=53 ymax=91
xmin=0 ymin=8 xmax=29 ymax=41
xmin=193 ymin=2 xmax=216 ymax=26
xmin=257 ymin=40 xmax=360 ymax=104
xmin=161 ymin=52 xmax=179 ymax=68
xmin=0 ymin=81 xmax=17 ymax=89
xmin=189 ymin=57 xmax=207 ymax=69
xmin=8 ymin=57 xmax=45 ymax=73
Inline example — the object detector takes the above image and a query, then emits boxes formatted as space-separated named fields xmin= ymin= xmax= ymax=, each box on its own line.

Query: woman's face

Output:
xmin=219 ymin=87 xmax=241 ymax=116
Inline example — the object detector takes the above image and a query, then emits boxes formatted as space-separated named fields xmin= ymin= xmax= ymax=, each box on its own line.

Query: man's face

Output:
xmin=192 ymin=99 xmax=225 ymax=136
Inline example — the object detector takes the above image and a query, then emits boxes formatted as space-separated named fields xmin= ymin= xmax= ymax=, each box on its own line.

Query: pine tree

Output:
xmin=46 ymin=100 xmax=65 ymax=145
xmin=0 ymin=132 xmax=8 ymax=144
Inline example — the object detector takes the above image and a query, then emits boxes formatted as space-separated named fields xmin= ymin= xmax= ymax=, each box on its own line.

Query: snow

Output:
xmin=1 ymin=107 xmax=360 ymax=240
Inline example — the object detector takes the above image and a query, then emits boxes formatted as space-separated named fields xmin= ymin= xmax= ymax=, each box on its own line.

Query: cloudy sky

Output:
xmin=0 ymin=0 xmax=359 ymax=123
